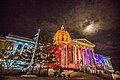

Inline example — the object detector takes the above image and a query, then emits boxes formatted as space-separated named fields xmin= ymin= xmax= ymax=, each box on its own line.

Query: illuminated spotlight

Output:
xmin=0 ymin=59 xmax=2 ymax=61
xmin=75 ymin=40 xmax=78 ymax=42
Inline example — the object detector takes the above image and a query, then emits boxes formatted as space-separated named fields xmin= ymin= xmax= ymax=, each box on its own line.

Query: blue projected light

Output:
xmin=6 ymin=36 xmax=36 ymax=44
xmin=94 ymin=54 xmax=104 ymax=67
xmin=0 ymin=35 xmax=36 ymax=70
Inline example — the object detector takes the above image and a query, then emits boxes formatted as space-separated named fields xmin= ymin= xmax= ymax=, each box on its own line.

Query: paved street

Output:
xmin=0 ymin=70 xmax=114 ymax=80
xmin=1 ymin=76 xmax=86 ymax=80
xmin=0 ymin=74 xmax=112 ymax=80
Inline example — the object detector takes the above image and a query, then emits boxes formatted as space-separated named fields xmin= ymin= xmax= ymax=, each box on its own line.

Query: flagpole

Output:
xmin=29 ymin=29 xmax=40 ymax=73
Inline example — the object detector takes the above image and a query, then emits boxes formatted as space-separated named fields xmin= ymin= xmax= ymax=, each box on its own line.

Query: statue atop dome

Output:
xmin=61 ymin=25 xmax=64 ymax=30
xmin=53 ymin=25 xmax=72 ymax=45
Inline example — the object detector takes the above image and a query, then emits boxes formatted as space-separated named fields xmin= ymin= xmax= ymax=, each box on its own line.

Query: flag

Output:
xmin=33 ymin=37 xmax=37 ymax=41
xmin=34 ymin=32 xmax=39 ymax=37
xmin=33 ymin=29 xmax=40 ymax=42
xmin=33 ymin=32 xmax=39 ymax=41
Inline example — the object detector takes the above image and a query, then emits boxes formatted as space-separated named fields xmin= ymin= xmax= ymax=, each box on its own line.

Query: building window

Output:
xmin=6 ymin=42 xmax=14 ymax=51
xmin=16 ymin=44 xmax=22 ymax=54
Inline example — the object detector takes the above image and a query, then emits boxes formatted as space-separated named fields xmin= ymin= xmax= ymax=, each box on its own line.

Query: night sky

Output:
xmin=0 ymin=0 xmax=120 ymax=71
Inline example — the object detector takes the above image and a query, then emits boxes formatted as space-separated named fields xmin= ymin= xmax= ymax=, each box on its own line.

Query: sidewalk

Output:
xmin=21 ymin=75 xmax=37 ymax=77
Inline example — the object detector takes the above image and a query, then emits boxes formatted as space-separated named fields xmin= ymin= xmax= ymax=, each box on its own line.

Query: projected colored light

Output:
xmin=0 ymin=35 xmax=36 ymax=70
xmin=84 ymin=48 xmax=87 ymax=65
xmin=87 ymin=49 xmax=91 ymax=66
xmin=94 ymin=54 xmax=104 ymax=67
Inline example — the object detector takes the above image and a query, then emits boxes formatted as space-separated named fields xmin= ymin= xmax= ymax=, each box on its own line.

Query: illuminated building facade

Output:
xmin=53 ymin=25 xmax=114 ymax=73
xmin=0 ymin=34 xmax=35 ymax=69
xmin=94 ymin=54 xmax=113 ymax=72
xmin=0 ymin=37 xmax=6 ymax=57
xmin=60 ymin=39 xmax=95 ymax=69
xmin=0 ymin=26 xmax=114 ymax=73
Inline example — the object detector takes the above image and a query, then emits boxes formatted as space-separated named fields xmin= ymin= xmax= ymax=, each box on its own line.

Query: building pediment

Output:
xmin=6 ymin=34 xmax=35 ymax=44
xmin=72 ymin=38 xmax=95 ymax=48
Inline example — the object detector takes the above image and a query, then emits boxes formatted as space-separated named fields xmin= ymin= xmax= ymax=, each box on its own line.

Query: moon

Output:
xmin=82 ymin=21 xmax=101 ymax=35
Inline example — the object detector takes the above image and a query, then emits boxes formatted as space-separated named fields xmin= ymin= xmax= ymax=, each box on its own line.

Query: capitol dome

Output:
xmin=53 ymin=25 xmax=72 ymax=45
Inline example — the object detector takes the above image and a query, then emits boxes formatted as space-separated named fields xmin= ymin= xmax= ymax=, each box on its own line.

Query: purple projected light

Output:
xmin=87 ymin=49 xmax=91 ymax=66
xmin=84 ymin=48 xmax=87 ymax=65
